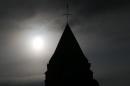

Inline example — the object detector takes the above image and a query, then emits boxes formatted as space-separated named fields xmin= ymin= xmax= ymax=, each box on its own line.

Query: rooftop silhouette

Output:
xmin=45 ymin=24 xmax=99 ymax=86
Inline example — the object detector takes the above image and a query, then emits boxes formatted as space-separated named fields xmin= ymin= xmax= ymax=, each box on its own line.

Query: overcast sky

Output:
xmin=0 ymin=0 xmax=130 ymax=86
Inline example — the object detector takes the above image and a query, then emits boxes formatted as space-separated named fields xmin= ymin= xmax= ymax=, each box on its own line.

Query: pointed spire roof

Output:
xmin=54 ymin=23 xmax=82 ymax=52
xmin=45 ymin=24 xmax=99 ymax=86
xmin=49 ymin=24 xmax=88 ymax=65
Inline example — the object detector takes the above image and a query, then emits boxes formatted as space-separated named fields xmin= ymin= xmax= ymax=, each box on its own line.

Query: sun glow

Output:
xmin=31 ymin=36 xmax=45 ymax=52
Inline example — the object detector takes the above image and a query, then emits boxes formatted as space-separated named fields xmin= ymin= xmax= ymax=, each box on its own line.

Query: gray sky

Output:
xmin=0 ymin=0 xmax=130 ymax=86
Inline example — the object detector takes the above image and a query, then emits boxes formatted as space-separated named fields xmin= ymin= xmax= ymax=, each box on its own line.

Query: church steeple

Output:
xmin=45 ymin=24 xmax=99 ymax=86
xmin=53 ymin=24 xmax=84 ymax=55
xmin=45 ymin=1 xmax=99 ymax=86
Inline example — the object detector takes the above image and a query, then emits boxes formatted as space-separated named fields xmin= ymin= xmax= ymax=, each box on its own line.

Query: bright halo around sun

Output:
xmin=31 ymin=35 xmax=45 ymax=53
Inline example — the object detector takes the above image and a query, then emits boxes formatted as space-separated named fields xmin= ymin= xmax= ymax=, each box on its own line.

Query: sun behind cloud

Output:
xmin=30 ymin=35 xmax=45 ymax=53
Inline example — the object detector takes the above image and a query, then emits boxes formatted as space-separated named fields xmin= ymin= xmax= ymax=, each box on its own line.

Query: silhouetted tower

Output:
xmin=45 ymin=24 xmax=99 ymax=86
xmin=45 ymin=0 xmax=99 ymax=86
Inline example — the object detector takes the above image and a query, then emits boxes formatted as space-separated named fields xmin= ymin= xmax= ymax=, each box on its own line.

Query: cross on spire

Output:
xmin=64 ymin=0 xmax=72 ymax=24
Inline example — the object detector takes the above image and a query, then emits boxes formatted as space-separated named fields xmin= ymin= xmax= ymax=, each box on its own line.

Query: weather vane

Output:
xmin=64 ymin=0 xmax=72 ymax=24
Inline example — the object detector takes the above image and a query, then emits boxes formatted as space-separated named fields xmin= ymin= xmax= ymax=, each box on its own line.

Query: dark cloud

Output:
xmin=0 ymin=80 xmax=44 ymax=86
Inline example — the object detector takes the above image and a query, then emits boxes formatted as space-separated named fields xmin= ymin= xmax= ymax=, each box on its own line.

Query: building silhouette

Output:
xmin=45 ymin=24 xmax=99 ymax=86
